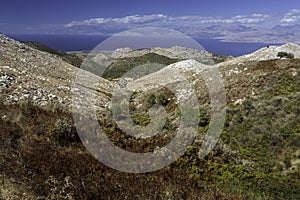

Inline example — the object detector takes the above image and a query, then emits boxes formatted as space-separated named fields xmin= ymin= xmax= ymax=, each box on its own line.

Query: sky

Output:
xmin=1 ymin=0 xmax=300 ymax=43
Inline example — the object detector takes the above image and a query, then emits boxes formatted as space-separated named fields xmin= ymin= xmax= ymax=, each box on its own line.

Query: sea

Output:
xmin=8 ymin=34 xmax=282 ymax=56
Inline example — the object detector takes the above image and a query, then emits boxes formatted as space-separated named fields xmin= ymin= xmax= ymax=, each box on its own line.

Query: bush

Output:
xmin=277 ymin=52 xmax=294 ymax=59
xmin=199 ymin=107 xmax=209 ymax=127
xmin=147 ymin=94 xmax=156 ymax=106
xmin=157 ymin=94 xmax=169 ymax=106
xmin=283 ymin=156 xmax=292 ymax=169
xmin=52 ymin=119 xmax=79 ymax=146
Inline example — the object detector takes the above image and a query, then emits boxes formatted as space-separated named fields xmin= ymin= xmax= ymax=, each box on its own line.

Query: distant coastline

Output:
xmin=8 ymin=34 xmax=282 ymax=56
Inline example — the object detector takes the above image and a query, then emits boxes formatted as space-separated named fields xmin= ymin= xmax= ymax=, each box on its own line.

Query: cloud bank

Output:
xmin=281 ymin=9 xmax=300 ymax=24
xmin=44 ymin=9 xmax=300 ymax=43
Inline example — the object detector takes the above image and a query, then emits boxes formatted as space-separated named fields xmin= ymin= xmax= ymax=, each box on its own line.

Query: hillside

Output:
xmin=1 ymin=34 xmax=300 ymax=199
xmin=22 ymin=41 xmax=84 ymax=68
xmin=111 ymin=46 xmax=229 ymax=64
xmin=102 ymin=53 xmax=180 ymax=79
xmin=88 ymin=46 xmax=230 ymax=79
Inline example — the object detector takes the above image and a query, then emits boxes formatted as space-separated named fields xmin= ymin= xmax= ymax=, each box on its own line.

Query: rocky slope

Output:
xmin=22 ymin=41 xmax=83 ymax=68
xmin=0 ymin=33 xmax=112 ymax=111
xmin=1 ymin=34 xmax=300 ymax=199
xmin=217 ymin=43 xmax=300 ymax=67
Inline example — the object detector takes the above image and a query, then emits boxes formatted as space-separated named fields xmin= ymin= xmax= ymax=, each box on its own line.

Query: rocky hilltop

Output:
xmin=1 ymin=34 xmax=300 ymax=199
xmin=89 ymin=45 xmax=229 ymax=70
xmin=111 ymin=46 xmax=228 ymax=64
xmin=218 ymin=43 xmax=300 ymax=67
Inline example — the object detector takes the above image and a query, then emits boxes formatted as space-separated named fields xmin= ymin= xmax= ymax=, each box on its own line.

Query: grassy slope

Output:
xmin=1 ymin=58 xmax=300 ymax=199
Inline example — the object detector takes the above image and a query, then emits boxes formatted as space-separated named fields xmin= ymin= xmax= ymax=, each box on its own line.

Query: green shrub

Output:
xmin=199 ymin=107 xmax=209 ymax=127
xmin=52 ymin=119 xmax=79 ymax=146
xmin=147 ymin=94 xmax=156 ymax=106
xmin=277 ymin=52 xmax=294 ymax=59
xmin=157 ymin=94 xmax=169 ymax=106
xmin=283 ymin=156 xmax=292 ymax=169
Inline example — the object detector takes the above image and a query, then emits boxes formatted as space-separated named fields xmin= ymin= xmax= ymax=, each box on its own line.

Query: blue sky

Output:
xmin=1 ymin=0 xmax=300 ymax=43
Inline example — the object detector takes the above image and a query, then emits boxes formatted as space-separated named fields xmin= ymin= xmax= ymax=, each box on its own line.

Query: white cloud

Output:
xmin=59 ymin=13 xmax=277 ymax=40
xmin=65 ymin=14 xmax=168 ymax=28
xmin=228 ymin=13 xmax=270 ymax=24
xmin=36 ymin=9 xmax=300 ymax=43
xmin=64 ymin=13 xmax=270 ymax=30
xmin=280 ymin=9 xmax=300 ymax=23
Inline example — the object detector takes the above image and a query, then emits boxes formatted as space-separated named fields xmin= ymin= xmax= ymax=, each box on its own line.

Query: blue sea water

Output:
xmin=8 ymin=34 xmax=281 ymax=56
xmin=196 ymin=38 xmax=281 ymax=56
